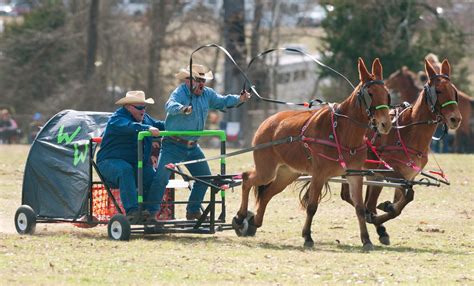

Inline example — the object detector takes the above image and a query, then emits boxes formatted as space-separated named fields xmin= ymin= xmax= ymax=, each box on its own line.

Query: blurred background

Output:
xmin=0 ymin=0 xmax=472 ymax=151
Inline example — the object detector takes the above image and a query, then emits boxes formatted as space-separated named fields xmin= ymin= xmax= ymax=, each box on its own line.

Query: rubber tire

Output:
xmin=14 ymin=205 xmax=36 ymax=235
xmin=107 ymin=214 xmax=131 ymax=241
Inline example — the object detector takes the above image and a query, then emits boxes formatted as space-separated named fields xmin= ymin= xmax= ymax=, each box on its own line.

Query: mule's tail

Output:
xmin=299 ymin=181 xmax=331 ymax=209
xmin=241 ymin=171 xmax=271 ymax=204
xmin=254 ymin=183 xmax=271 ymax=203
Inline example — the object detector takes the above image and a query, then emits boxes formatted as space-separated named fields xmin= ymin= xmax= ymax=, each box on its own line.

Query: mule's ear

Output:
xmin=358 ymin=57 xmax=371 ymax=82
xmin=441 ymin=59 xmax=451 ymax=77
xmin=425 ymin=59 xmax=437 ymax=80
xmin=372 ymin=58 xmax=383 ymax=80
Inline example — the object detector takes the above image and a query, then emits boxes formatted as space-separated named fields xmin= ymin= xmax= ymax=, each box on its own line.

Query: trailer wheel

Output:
xmin=107 ymin=214 xmax=131 ymax=241
xmin=14 ymin=205 xmax=36 ymax=235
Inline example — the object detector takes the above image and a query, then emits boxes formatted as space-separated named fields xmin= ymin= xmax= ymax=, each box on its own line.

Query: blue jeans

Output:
xmin=97 ymin=159 xmax=162 ymax=214
xmin=152 ymin=139 xmax=211 ymax=214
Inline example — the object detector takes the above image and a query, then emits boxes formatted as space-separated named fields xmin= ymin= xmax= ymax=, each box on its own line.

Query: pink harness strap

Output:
xmin=377 ymin=145 xmax=427 ymax=158
xmin=366 ymin=139 xmax=392 ymax=170
xmin=380 ymin=155 xmax=422 ymax=172
xmin=299 ymin=105 xmax=367 ymax=169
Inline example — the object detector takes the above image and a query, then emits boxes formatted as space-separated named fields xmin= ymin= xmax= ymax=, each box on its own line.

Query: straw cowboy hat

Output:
xmin=175 ymin=64 xmax=214 ymax=80
xmin=115 ymin=90 xmax=155 ymax=105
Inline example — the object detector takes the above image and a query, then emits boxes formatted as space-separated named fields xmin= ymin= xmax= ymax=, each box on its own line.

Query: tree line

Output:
xmin=0 ymin=0 xmax=471 ymax=144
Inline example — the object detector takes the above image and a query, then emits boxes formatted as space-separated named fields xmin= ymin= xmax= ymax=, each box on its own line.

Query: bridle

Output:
xmin=357 ymin=80 xmax=390 ymax=116
xmin=423 ymin=74 xmax=458 ymax=114
xmin=356 ymin=80 xmax=390 ymax=129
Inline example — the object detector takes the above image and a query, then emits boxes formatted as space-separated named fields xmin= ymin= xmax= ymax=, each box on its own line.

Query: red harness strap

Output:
xmin=365 ymin=138 xmax=392 ymax=170
xmin=376 ymin=145 xmax=427 ymax=158
xmin=300 ymin=105 xmax=367 ymax=169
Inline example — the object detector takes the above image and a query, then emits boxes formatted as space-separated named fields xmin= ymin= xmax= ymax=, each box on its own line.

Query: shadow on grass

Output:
xmin=29 ymin=226 xmax=468 ymax=256
xmin=139 ymin=234 xmax=468 ymax=256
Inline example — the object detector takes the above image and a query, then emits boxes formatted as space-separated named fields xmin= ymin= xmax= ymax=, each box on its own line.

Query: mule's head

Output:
xmin=356 ymin=58 xmax=392 ymax=134
xmin=386 ymin=67 xmax=408 ymax=90
xmin=424 ymin=59 xmax=462 ymax=130
xmin=386 ymin=67 xmax=420 ymax=103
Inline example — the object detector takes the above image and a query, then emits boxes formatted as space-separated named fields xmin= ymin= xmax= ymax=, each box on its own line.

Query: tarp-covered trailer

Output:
xmin=14 ymin=110 xmax=232 ymax=240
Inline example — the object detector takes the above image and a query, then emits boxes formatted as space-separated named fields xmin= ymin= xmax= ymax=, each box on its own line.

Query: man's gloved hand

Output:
xmin=239 ymin=90 xmax=251 ymax=102
xmin=182 ymin=106 xmax=193 ymax=115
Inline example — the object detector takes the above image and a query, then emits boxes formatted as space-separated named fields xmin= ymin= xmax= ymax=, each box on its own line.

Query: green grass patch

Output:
xmin=1 ymin=145 xmax=473 ymax=285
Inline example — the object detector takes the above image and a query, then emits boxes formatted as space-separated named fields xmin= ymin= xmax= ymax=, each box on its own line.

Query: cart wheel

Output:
xmin=14 ymin=205 xmax=36 ymax=235
xmin=107 ymin=214 xmax=131 ymax=241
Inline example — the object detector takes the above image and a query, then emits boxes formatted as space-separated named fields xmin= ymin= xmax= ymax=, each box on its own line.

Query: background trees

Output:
xmin=0 ymin=0 xmax=472 ymax=145
xmin=319 ymin=0 xmax=470 ymax=101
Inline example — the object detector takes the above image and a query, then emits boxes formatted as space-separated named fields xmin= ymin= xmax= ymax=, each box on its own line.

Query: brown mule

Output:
xmin=233 ymin=58 xmax=392 ymax=251
xmin=341 ymin=59 xmax=462 ymax=245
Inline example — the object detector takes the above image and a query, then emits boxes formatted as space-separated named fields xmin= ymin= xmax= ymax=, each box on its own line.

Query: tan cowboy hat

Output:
xmin=425 ymin=53 xmax=440 ymax=65
xmin=175 ymin=64 xmax=214 ymax=80
xmin=115 ymin=90 xmax=155 ymax=105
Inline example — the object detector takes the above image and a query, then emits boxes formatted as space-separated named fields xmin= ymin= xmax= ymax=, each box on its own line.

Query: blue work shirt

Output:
xmin=97 ymin=107 xmax=165 ymax=166
xmin=165 ymin=84 xmax=241 ymax=140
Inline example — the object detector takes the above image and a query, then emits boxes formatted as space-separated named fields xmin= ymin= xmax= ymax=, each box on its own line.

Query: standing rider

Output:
xmin=152 ymin=64 xmax=251 ymax=220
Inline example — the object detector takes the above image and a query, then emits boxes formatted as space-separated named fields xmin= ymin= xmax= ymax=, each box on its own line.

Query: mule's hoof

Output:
xmin=365 ymin=211 xmax=376 ymax=224
xmin=379 ymin=235 xmax=390 ymax=245
xmin=362 ymin=242 xmax=374 ymax=252
xmin=304 ymin=240 xmax=314 ymax=248
xmin=377 ymin=201 xmax=395 ymax=213
xmin=232 ymin=211 xmax=256 ymax=237
xmin=232 ymin=216 xmax=248 ymax=237
xmin=246 ymin=215 xmax=257 ymax=237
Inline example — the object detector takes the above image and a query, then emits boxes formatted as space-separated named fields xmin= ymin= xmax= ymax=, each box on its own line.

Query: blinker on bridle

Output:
xmin=423 ymin=74 xmax=458 ymax=113
xmin=357 ymin=80 xmax=390 ymax=117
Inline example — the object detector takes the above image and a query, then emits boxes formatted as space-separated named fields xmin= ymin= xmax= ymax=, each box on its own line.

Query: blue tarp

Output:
xmin=22 ymin=110 xmax=111 ymax=219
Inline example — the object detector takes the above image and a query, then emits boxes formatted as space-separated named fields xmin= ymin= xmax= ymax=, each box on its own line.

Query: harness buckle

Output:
xmin=417 ymin=152 xmax=423 ymax=159
xmin=350 ymin=149 xmax=356 ymax=156
xmin=333 ymin=121 xmax=337 ymax=128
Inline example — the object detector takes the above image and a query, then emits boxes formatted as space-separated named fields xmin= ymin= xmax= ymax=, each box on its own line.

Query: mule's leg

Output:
xmin=233 ymin=158 xmax=278 ymax=236
xmin=371 ymin=186 xmax=415 ymax=226
xmin=301 ymin=177 xmax=325 ymax=248
xmin=340 ymin=182 xmax=354 ymax=206
xmin=235 ymin=168 xmax=256 ymax=221
xmin=347 ymin=176 xmax=373 ymax=251
xmin=236 ymin=155 xmax=278 ymax=220
xmin=252 ymin=166 xmax=300 ymax=228
xmin=365 ymin=185 xmax=390 ymax=245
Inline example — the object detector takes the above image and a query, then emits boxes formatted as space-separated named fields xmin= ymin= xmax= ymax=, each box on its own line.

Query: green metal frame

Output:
xmin=137 ymin=130 xmax=227 ymax=232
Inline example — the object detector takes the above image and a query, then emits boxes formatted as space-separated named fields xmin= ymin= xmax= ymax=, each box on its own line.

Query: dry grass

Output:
xmin=0 ymin=144 xmax=473 ymax=285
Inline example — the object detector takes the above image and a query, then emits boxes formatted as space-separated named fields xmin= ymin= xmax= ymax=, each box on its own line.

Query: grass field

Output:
xmin=0 ymin=144 xmax=473 ymax=285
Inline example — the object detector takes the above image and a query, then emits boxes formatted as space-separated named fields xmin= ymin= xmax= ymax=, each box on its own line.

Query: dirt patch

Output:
xmin=0 ymin=213 xmax=15 ymax=233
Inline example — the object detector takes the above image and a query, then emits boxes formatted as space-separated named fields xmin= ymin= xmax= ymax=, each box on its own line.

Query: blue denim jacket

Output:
xmin=97 ymin=107 xmax=165 ymax=166
xmin=164 ymin=84 xmax=241 ymax=140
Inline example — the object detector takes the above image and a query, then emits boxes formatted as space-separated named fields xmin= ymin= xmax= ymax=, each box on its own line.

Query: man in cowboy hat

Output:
xmin=152 ymin=63 xmax=251 ymax=220
xmin=97 ymin=90 xmax=165 ymax=223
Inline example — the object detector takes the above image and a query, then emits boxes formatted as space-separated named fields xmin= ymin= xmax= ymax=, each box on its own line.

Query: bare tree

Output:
xmin=148 ymin=1 xmax=173 ymax=117
xmin=85 ymin=0 xmax=99 ymax=80
xmin=223 ymin=0 xmax=247 ymax=146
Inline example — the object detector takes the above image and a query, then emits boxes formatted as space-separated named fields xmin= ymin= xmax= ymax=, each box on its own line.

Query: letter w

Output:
xmin=73 ymin=143 xmax=89 ymax=166
xmin=57 ymin=126 xmax=82 ymax=144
